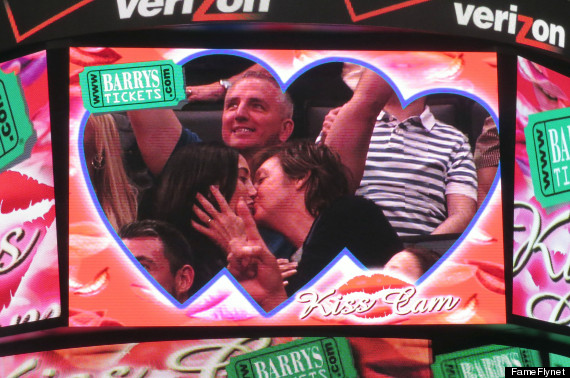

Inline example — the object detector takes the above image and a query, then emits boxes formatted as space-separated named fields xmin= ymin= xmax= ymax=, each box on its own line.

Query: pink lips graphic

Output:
xmin=0 ymin=170 xmax=55 ymax=311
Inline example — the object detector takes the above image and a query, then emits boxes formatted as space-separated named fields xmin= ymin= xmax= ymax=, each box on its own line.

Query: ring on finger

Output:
xmin=208 ymin=218 xmax=212 ymax=224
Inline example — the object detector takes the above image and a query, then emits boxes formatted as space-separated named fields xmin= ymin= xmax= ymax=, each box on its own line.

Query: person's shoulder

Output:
xmin=430 ymin=119 xmax=470 ymax=146
xmin=423 ymin=106 xmax=466 ymax=135
xmin=178 ymin=127 xmax=202 ymax=145
xmin=322 ymin=195 xmax=379 ymax=217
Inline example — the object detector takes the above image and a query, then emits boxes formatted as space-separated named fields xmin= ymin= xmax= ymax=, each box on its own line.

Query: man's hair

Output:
xmin=251 ymin=140 xmax=350 ymax=217
xmin=232 ymin=70 xmax=294 ymax=120
xmin=120 ymin=219 xmax=195 ymax=275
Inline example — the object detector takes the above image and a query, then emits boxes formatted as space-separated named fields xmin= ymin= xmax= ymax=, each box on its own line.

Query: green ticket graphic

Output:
xmin=431 ymin=344 xmax=542 ymax=377
xmin=526 ymin=108 xmax=570 ymax=208
xmin=227 ymin=337 xmax=357 ymax=378
xmin=0 ymin=70 xmax=34 ymax=172
xmin=79 ymin=60 xmax=186 ymax=113
xmin=549 ymin=353 xmax=570 ymax=368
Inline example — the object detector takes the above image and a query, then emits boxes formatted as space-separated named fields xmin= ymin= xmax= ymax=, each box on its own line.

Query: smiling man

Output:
xmin=120 ymin=220 xmax=195 ymax=303
xmin=221 ymin=72 xmax=294 ymax=162
xmin=128 ymin=70 xmax=293 ymax=175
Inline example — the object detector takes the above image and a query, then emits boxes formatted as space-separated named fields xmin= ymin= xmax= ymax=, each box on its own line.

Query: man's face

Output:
xmin=123 ymin=236 xmax=177 ymax=297
xmin=222 ymin=78 xmax=292 ymax=153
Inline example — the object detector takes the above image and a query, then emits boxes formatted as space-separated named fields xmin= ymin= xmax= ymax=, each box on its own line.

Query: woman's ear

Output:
xmin=294 ymin=172 xmax=310 ymax=190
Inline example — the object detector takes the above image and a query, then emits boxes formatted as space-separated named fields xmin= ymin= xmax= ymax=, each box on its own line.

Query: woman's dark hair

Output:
xmin=252 ymin=140 xmax=350 ymax=217
xmin=146 ymin=143 xmax=239 ymax=288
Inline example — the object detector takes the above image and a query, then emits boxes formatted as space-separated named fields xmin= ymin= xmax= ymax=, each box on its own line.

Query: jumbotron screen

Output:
xmin=513 ymin=56 xmax=570 ymax=328
xmin=0 ymin=51 xmax=61 ymax=333
xmin=68 ymin=48 xmax=504 ymax=326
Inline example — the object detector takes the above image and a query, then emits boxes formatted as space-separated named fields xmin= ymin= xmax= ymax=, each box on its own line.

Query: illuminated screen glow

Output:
xmin=0 ymin=51 xmax=60 ymax=329
xmin=513 ymin=57 xmax=570 ymax=327
xmin=69 ymin=48 xmax=504 ymax=326
xmin=0 ymin=337 xmax=432 ymax=376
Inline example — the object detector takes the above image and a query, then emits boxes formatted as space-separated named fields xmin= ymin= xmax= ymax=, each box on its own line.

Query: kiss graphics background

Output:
xmin=0 ymin=337 xmax=432 ymax=377
xmin=69 ymin=48 xmax=504 ymax=326
xmin=0 ymin=51 xmax=60 ymax=327
xmin=513 ymin=57 xmax=570 ymax=325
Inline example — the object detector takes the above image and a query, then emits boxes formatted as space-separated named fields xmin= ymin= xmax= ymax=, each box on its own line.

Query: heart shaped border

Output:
xmin=72 ymin=48 xmax=504 ymax=324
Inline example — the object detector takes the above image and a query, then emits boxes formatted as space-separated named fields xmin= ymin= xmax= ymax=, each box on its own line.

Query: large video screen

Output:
xmin=69 ymin=48 xmax=503 ymax=326
xmin=513 ymin=57 xmax=570 ymax=328
xmin=0 ymin=51 xmax=61 ymax=332
xmin=0 ymin=336 xmax=432 ymax=377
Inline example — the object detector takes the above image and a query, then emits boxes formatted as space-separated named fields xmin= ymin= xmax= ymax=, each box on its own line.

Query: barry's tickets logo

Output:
xmin=0 ymin=71 xmax=34 ymax=172
xmin=525 ymin=108 xmax=570 ymax=208
xmin=79 ymin=60 xmax=186 ymax=113
xmin=431 ymin=344 xmax=542 ymax=377
xmin=226 ymin=337 xmax=357 ymax=378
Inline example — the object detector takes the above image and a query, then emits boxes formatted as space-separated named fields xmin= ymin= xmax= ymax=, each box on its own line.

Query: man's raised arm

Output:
xmin=324 ymin=68 xmax=393 ymax=192
xmin=127 ymin=109 xmax=183 ymax=176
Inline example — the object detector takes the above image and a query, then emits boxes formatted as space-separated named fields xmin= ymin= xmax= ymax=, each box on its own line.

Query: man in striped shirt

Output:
xmin=355 ymin=94 xmax=478 ymax=237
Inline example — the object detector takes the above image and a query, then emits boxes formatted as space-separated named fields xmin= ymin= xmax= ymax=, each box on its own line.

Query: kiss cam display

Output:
xmin=69 ymin=48 xmax=504 ymax=326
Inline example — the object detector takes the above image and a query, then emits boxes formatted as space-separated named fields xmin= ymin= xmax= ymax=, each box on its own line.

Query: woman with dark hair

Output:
xmin=196 ymin=140 xmax=403 ymax=302
xmin=141 ymin=143 xmax=256 ymax=291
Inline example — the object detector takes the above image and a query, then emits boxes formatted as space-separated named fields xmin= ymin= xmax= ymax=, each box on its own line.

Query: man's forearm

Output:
xmin=432 ymin=194 xmax=477 ymax=235
xmin=325 ymin=69 xmax=392 ymax=192
xmin=127 ymin=109 xmax=182 ymax=176
xmin=431 ymin=214 xmax=472 ymax=234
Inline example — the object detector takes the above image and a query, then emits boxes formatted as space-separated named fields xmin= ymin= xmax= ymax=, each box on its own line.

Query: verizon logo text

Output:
xmin=454 ymin=3 xmax=565 ymax=52
xmin=117 ymin=0 xmax=270 ymax=19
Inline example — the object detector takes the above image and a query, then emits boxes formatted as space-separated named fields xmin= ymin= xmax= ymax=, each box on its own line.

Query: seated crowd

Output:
xmin=86 ymin=64 xmax=495 ymax=310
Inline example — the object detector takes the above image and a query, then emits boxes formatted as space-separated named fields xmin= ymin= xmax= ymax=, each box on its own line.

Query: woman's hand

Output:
xmin=185 ymin=82 xmax=227 ymax=102
xmin=192 ymin=186 xmax=286 ymax=310
xmin=277 ymin=259 xmax=298 ymax=286
xmin=191 ymin=186 xmax=247 ymax=255
xmin=319 ymin=107 xmax=341 ymax=144
xmin=227 ymin=199 xmax=287 ymax=311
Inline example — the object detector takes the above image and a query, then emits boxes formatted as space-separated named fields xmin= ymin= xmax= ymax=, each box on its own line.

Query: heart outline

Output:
xmin=77 ymin=50 xmax=499 ymax=314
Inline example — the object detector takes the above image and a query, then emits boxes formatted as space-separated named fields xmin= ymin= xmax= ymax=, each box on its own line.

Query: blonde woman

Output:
xmin=84 ymin=114 xmax=137 ymax=231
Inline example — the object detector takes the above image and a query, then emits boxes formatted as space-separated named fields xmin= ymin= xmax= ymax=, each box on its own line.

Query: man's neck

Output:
xmin=241 ymin=141 xmax=284 ymax=169
xmin=240 ymin=147 xmax=260 ymax=168
xmin=280 ymin=210 xmax=315 ymax=250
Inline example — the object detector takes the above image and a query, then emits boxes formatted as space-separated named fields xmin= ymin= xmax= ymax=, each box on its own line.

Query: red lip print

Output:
xmin=467 ymin=260 xmax=505 ymax=295
xmin=72 ymin=268 xmax=110 ymax=297
xmin=70 ymin=47 xmax=122 ymax=67
xmin=0 ymin=170 xmax=54 ymax=215
xmin=0 ymin=170 xmax=55 ymax=312
xmin=338 ymin=273 xmax=411 ymax=295
xmin=337 ymin=273 xmax=412 ymax=320
xmin=354 ymin=304 xmax=395 ymax=319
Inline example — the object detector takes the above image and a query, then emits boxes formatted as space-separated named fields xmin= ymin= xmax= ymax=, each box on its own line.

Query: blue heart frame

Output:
xmin=78 ymin=49 xmax=500 ymax=314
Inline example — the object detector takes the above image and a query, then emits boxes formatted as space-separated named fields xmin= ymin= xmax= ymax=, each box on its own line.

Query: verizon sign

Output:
xmin=454 ymin=3 xmax=565 ymax=52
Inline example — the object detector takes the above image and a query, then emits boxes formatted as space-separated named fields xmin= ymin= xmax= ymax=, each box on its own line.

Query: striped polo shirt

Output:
xmin=356 ymin=106 xmax=477 ymax=236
